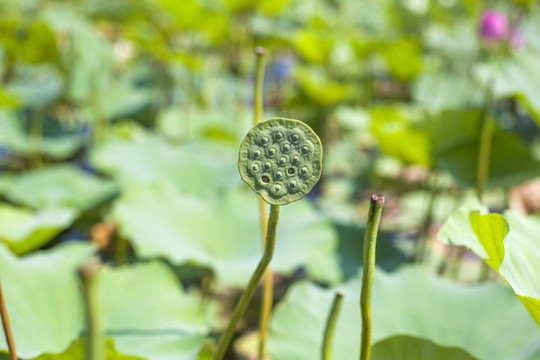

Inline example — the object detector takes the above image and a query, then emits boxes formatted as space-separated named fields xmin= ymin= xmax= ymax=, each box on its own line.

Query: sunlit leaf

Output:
xmin=0 ymin=244 xmax=211 ymax=359
xmin=0 ymin=165 xmax=116 ymax=211
xmin=270 ymin=266 xmax=540 ymax=360
xmin=439 ymin=202 xmax=540 ymax=325
xmin=112 ymin=181 xmax=341 ymax=287
xmin=90 ymin=134 xmax=240 ymax=197
xmin=371 ymin=106 xmax=432 ymax=166
xmin=31 ymin=338 xmax=144 ymax=360
xmin=0 ymin=243 xmax=93 ymax=358
xmin=0 ymin=203 xmax=75 ymax=255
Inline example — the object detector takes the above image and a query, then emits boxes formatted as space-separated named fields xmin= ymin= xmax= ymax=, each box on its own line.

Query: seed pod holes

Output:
xmin=238 ymin=117 xmax=323 ymax=205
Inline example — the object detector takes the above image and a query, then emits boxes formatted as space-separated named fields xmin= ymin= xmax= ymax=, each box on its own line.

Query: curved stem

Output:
xmin=321 ymin=290 xmax=345 ymax=360
xmin=79 ymin=261 xmax=105 ymax=360
xmin=253 ymin=46 xmax=273 ymax=360
xmin=360 ymin=194 xmax=384 ymax=360
xmin=214 ymin=204 xmax=280 ymax=360
xmin=0 ymin=277 xmax=17 ymax=360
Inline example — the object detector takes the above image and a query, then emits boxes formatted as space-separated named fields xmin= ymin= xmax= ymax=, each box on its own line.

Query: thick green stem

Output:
xmin=253 ymin=46 xmax=273 ymax=360
xmin=322 ymin=290 xmax=345 ymax=360
xmin=0 ymin=277 xmax=17 ymax=360
xmin=360 ymin=194 xmax=384 ymax=360
xmin=476 ymin=80 xmax=495 ymax=202
xmin=79 ymin=261 xmax=105 ymax=360
xmin=214 ymin=204 xmax=280 ymax=360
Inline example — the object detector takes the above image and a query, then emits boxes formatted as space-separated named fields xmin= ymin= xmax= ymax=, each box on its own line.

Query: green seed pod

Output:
xmin=238 ymin=117 xmax=322 ymax=205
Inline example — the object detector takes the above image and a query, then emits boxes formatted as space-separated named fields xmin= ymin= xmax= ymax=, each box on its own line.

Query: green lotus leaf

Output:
xmin=90 ymin=132 xmax=240 ymax=197
xmin=0 ymin=243 xmax=212 ymax=359
xmin=437 ymin=197 xmax=489 ymax=256
xmin=112 ymin=181 xmax=341 ymax=287
xmin=0 ymin=165 xmax=116 ymax=211
xmin=438 ymin=200 xmax=540 ymax=325
xmin=30 ymin=338 xmax=144 ymax=360
xmin=0 ymin=203 xmax=76 ymax=255
xmin=238 ymin=118 xmax=322 ymax=206
xmin=0 ymin=111 xmax=83 ymax=160
xmin=0 ymin=243 xmax=94 ymax=358
xmin=371 ymin=336 xmax=476 ymax=360
xmin=100 ymin=262 xmax=211 ymax=360
xmin=269 ymin=266 xmax=540 ymax=360
xmin=470 ymin=211 xmax=540 ymax=326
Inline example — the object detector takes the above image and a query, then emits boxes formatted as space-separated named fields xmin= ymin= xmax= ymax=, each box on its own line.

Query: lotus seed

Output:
xmin=252 ymin=163 xmax=259 ymax=171
xmin=292 ymin=155 xmax=300 ymax=163
xmin=283 ymin=144 xmax=291 ymax=152
xmin=275 ymin=170 xmax=283 ymax=178
xmin=290 ymin=180 xmax=297 ymax=188
xmin=300 ymin=166 xmax=308 ymax=175
xmin=261 ymin=136 xmax=270 ymax=145
xmin=287 ymin=168 xmax=295 ymax=175
xmin=279 ymin=156 xmax=287 ymax=165
xmin=301 ymin=145 xmax=309 ymax=154
xmin=274 ymin=183 xmax=282 ymax=192
xmin=254 ymin=149 xmax=262 ymax=157
xmin=291 ymin=134 xmax=300 ymax=142
xmin=275 ymin=131 xmax=284 ymax=140
xmin=264 ymin=162 xmax=272 ymax=169
xmin=262 ymin=176 xmax=269 ymax=183
xmin=269 ymin=147 xmax=277 ymax=156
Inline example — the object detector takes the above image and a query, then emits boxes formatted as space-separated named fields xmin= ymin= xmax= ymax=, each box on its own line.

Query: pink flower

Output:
xmin=480 ymin=10 xmax=509 ymax=43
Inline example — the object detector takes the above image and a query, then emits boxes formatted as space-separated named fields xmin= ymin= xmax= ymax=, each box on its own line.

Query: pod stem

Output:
xmin=359 ymin=194 xmax=384 ymax=360
xmin=253 ymin=46 xmax=273 ymax=360
xmin=214 ymin=204 xmax=280 ymax=360
xmin=79 ymin=260 xmax=105 ymax=360
xmin=0 ymin=277 xmax=17 ymax=360
xmin=321 ymin=290 xmax=345 ymax=360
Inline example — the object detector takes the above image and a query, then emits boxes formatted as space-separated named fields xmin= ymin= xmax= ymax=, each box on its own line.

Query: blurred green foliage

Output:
xmin=1 ymin=0 xmax=540 ymax=359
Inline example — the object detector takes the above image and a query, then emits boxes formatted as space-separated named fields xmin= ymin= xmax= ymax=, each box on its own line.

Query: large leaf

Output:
xmin=437 ymin=197 xmax=489 ymax=256
xmin=90 ymin=134 xmax=240 ymax=197
xmin=470 ymin=211 xmax=540 ymax=326
xmin=434 ymin=128 xmax=540 ymax=188
xmin=0 ymin=203 xmax=75 ymax=255
xmin=0 ymin=243 xmax=93 ymax=358
xmin=371 ymin=106 xmax=432 ymax=166
xmin=0 ymin=112 xmax=83 ymax=160
xmin=31 ymin=339 xmax=144 ymax=360
xmin=269 ymin=266 xmax=540 ymax=360
xmin=101 ymin=262 xmax=210 ymax=360
xmin=112 ymin=181 xmax=341 ymax=287
xmin=0 ymin=243 xmax=212 ymax=359
xmin=371 ymin=336 xmax=476 ymax=360
xmin=439 ymin=201 xmax=540 ymax=325
xmin=0 ymin=165 xmax=116 ymax=211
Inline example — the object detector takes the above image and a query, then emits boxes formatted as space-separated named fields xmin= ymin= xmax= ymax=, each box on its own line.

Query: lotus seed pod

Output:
xmin=238 ymin=117 xmax=322 ymax=205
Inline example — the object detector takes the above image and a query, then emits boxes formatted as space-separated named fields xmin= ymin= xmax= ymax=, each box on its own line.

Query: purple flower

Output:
xmin=480 ymin=10 xmax=509 ymax=42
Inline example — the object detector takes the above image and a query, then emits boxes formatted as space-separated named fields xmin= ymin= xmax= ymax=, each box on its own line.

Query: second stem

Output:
xmin=359 ymin=194 xmax=384 ymax=360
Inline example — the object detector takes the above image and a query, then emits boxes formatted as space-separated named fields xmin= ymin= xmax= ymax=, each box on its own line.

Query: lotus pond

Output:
xmin=1 ymin=0 xmax=540 ymax=359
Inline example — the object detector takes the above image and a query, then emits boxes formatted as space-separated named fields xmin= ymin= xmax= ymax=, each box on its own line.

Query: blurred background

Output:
xmin=1 ymin=0 xmax=540 ymax=358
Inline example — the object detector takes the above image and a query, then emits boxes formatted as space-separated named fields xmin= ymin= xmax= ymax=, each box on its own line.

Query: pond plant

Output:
xmin=213 ymin=116 xmax=323 ymax=360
